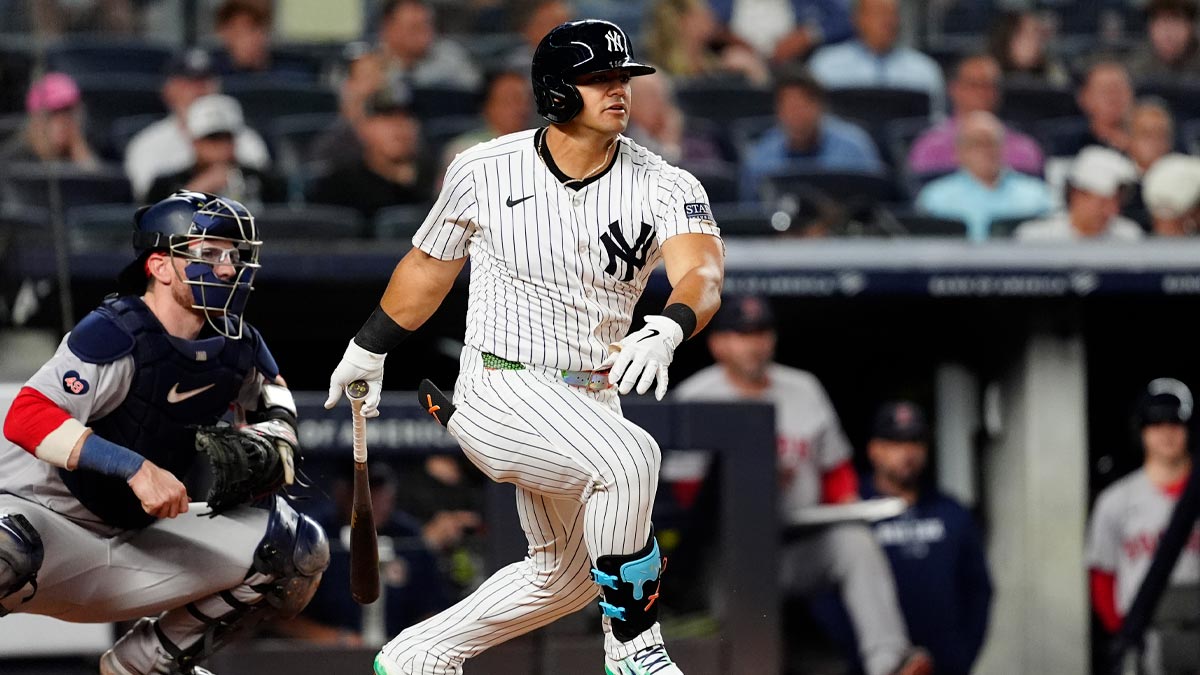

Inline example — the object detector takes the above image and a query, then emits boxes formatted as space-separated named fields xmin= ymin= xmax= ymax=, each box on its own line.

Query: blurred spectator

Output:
xmin=907 ymin=54 xmax=1044 ymax=176
xmin=674 ymin=296 xmax=933 ymax=675
xmin=807 ymin=0 xmax=945 ymax=113
xmin=644 ymin=0 xmax=770 ymax=85
xmin=740 ymin=69 xmax=882 ymax=202
xmin=124 ymin=48 xmax=271 ymax=201
xmin=1086 ymin=379 xmax=1198 ymax=647
xmin=377 ymin=0 xmax=482 ymax=90
xmin=1142 ymin=154 xmax=1200 ymax=235
xmin=145 ymin=94 xmax=287 ymax=206
xmin=624 ymin=71 xmax=727 ymax=166
xmin=307 ymin=81 xmax=434 ymax=220
xmin=710 ymin=0 xmax=854 ymax=63
xmin=311 ymin=43 xmax=386 ymax=171
xmin=862 ymin=402 xmax=992 ymax=675
xmin=440 ymin=69 xmax=535 ymax=171
xmin=985 ymin=10 xmax=1070 ymax=87
xmin=282 ymin=463 xmax=454 ymax=643
xmin=1058 ymin=61 xmax=1135 ymax=157
xmin=0 ymin=72 xmax=99 ymax=169
xmin=1127 ymin=0 xmax=1200 ymax=79
xmin=1015 ymin=146 xmax=1142 ymax=240
xmin=210 ymin=0 xmax=312 ymax=80
xmin=395 ymin=454 xmax=486 ymax=595
xmin=1127 ymin=99 xmax=1175 ymax=176
xmin=507 ymin=0 xmax=574 ymax=64
xmin=916 ymin=112 xmax=1051 ymax=241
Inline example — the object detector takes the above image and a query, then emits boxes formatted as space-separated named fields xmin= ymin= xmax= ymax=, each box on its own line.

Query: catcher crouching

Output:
xmin=0 ymin=191 xmax=328 ymax=675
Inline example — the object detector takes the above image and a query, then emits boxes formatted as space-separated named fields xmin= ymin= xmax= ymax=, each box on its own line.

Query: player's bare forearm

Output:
xmin=661 ymin=234 xmax=725 ymax=336
xmin=377 ymin=248 xmax=468 ymax=331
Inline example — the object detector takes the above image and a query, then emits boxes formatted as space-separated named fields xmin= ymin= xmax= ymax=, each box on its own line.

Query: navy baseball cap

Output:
xmin=872 ymin=401 xmax=929 ymax=442
xmin=1138 ymin=378 xmax=1193 ymax=426
xmin=165 ymin=48 xmax=215 ymax=79
xmin=710 ymin=295 xmax=775 ymax=333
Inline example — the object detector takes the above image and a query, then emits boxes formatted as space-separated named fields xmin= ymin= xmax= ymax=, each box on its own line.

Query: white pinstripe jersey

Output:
xmin=413 ymin=128 xmax=721 ymax=372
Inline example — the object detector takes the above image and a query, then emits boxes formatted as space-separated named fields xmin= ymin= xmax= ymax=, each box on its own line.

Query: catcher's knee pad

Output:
xmin=0 ymin=513 xmax=44 ymax=615
xmin=252 ymin=496 xmax=329 ymax=615
xmin=592 ymin=529 xmax=665 ymax=642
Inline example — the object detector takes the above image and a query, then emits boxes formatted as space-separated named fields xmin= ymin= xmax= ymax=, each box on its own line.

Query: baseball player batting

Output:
xmin=0 ymin=192 xmax=329 ymax=675
xmin=325 ymin=19 xmax=725 ymax=675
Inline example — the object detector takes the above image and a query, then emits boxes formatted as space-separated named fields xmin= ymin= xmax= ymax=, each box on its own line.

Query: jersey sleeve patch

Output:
xmin=62 ymin=370 xmax=90 ymax=395
xmin=67 ymin=311 xmax=135 ymax=364
xmin=683 ymin=203 xmax=712 ymax=220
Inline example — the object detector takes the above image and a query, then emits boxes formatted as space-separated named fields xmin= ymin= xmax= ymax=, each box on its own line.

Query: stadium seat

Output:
xmin=710 ymin=202 xmax=783 ymax=236
xmin=1000 ymin=83 xmax=1079 ymax=125
xmin=683 ymin=161 xmax=739 ymax=205
xmin=764 ymin=170 xmax=901 ymax=208
xmin=254 ymin=204 xmax=365 ymax=240
xmin=411 ymin=85 xmax=482 ymax=120
xmin=729 ymin=115 xmax=777 ymax=161
xmin=0 ymin=45 xmax=33 ymax=114
xmin=886 ymin=210 xmax=969 ymax=237
xmin=988 ymin=216 xmax=1029 ymax=238
xmin=75 ymin=74 xmax=168 ymax=155
xmin=1032 ymin=116 xmax=1091 ymax=158
xmin=1137 ymin=80 xmax=1200 ymax=125
xmin=65 ymin=203 xmax=137 ymax=249
xmin=0 ymin=112 xmax=24 ymax=144
xmin=374 ymin=204 xmax=432 ymax=240
xmin=826 ymin=88 xmax=932 ymax=130
xmin=267 ymin=112 xmax=340 ymax=176
xmin=2 ymin=163 xmax=133 ymax=210
xmin=46 ymin=38 xmax=173 ymax=78
xmin=884 ymin=115 xmax=933 ymax=171
xmin=109 ymin=113 xmax=163 ymax=161
xmin=423 ymin=115 xmax=484 ymax=161
xmin=224 ymin=79 xmax=338 ymax=131
xmin=676 ymin=79 xmax=774 ymax=126
xmin=1183 ymin=119 xmax=1200 ymax=155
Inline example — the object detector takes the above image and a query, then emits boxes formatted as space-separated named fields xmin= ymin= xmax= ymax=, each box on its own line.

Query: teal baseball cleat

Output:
xmin=604 ymin=645 xmax=684 ymax=675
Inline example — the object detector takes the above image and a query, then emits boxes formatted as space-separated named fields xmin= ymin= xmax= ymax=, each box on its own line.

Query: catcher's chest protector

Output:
xmin=59 ymin=296 xmax=258 ymax=529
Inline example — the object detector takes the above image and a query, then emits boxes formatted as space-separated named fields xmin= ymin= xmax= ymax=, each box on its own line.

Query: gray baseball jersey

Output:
xmin=1085 ymin=468 xmax=1200 ymax=614
xmin=673 ymin=363 xmax=853 ymax=519
xmin=378 ymin=128 xmax=721 ymax=673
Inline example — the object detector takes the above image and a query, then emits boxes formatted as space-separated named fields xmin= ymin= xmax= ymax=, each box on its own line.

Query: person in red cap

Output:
xmin=1 ymin=72 xmax=99 ymax=169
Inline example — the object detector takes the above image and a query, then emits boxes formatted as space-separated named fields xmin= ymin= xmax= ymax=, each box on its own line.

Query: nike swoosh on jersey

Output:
xmin=637 ymin=329 xmax=660 ymax=342
xmin=506 ymin=195 xmax=533 ymax=207
xmin=167 ymin=382 xmax=216 ymax=404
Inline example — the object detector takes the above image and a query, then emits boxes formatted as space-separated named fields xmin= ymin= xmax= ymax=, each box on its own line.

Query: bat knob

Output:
xmin=346 ymin=379 xmax=370 ymax=400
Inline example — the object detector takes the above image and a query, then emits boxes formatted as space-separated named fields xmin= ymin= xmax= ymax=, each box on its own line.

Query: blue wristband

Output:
xmin=78 ymin=434 xmax=146 ymax=481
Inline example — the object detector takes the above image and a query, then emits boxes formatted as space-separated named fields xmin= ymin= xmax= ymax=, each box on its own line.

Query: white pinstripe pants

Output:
xmin=377 ymin=347 xmax=664 ymax=674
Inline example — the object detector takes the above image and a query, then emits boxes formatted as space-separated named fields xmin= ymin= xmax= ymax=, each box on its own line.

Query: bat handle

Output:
xmin=351 ymin=399 xmax=368 ymax=464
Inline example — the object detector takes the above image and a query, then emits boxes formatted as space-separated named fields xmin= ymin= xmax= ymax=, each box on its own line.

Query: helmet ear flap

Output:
xmin=537 ymin=75 xmax=583 ymax=124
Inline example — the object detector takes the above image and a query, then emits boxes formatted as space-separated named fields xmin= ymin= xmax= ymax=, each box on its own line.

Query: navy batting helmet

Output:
xmin=531 ymin=19 xmax=655 ymax=124
xmin=1136 ymin=378 xmax=1193 ymax=427
xmin=117 ymin=191 xmax=261 ymax=338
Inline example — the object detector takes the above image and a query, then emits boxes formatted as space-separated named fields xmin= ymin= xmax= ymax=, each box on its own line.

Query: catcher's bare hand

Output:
xmin=325 ymin=339 xmax=385 ymax=417
xmin=128 ymin=460 xmax=189 ymax=519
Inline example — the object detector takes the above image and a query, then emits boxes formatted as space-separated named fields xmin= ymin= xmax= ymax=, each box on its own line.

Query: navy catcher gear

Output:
xmin=531 ymin=19 xmax=655 ymax=124
xmin=117 ymin=191 xmax=262 ymax=339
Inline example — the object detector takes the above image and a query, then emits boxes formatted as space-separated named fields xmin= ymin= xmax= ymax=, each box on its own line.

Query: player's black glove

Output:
xmin=194 ymin=423 xmax=293 ymax=515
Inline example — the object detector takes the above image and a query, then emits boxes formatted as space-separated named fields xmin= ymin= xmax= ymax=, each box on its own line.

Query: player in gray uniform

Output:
xmin=674 ymin=295 xmax=932 ymax=675
xmin=0 ymin=192 xmax=328 ymax=675
xmin=325 ymin=19 xmax=725 ymax=675
xmin=1086 ymin=378 xmax=1199 ymax=671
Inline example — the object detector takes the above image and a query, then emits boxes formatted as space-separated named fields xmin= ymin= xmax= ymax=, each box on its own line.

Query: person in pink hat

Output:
xmin=1 ymin=72 xmax=99 ymax=169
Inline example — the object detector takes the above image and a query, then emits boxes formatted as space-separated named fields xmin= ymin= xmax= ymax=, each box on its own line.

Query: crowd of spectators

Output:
xmin=3 ymin=0 xmax=1200 ymax=241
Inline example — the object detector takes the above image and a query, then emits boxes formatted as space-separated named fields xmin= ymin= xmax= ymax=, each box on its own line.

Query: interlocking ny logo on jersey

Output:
xmin=605 ymin=30 xmax=626 ymax=53
xmin=600 ymin=222 xmax=653 ymax=282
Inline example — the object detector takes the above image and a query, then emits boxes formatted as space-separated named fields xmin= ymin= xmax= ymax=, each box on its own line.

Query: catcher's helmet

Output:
xmin=531 ymin=19 xmax=655 ymax=124
xmin=1135 ymin=378 xmax=1193 ymax=427
xmin=117 ymin=191 xmax=261 ymax=338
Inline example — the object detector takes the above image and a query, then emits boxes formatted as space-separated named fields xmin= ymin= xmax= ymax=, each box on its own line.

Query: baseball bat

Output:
xmin=345 ymin=379 xmax=380 ymax=605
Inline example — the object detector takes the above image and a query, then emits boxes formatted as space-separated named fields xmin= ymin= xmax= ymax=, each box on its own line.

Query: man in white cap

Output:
xmin=1142 ymin=153 xmax=1200 ymax=236
xmin=145 ymin=94 xmax=286 ymax=207
xmin=1014 ymin=146 xmax=1144 ymax=241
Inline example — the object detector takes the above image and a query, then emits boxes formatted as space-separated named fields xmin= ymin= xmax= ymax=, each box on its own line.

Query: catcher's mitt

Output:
xmin=195 ymin=424 xmax=288 ymax=515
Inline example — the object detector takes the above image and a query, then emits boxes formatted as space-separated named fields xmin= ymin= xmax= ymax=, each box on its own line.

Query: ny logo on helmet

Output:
xmin=605 ymin=30 xmax=626 ymax=53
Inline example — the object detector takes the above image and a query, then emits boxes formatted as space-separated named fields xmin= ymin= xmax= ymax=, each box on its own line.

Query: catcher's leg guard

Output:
xmin=0 ymin=513 xmax=43 ymax=616
xmin=592 ymin=530 xmax=665 ymax=643
xmin=109 ymin=498 xmax=329 ymax=674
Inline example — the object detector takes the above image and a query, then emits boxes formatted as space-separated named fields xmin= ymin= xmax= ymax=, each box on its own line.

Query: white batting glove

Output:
xmin=603 ymin=315 xmax=685 ymax=400
xmin=325 ymin=339 xmax=386 ymax=417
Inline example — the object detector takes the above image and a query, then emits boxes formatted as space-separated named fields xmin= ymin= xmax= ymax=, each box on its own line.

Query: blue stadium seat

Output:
xmin=1137 ymin=80 xmax=1200 ymax=125
xmin=676 ymin=79 xmax=775 ymax=126
xmin=254 ymin=204 xmax=365 ymax=240
xmin=224 ymin=79 xmax=338 ymax=131
xmin=65 ymin=203 xmax=137 ymax=249
xmin=109 ymin=113 xmax=163 ymax=161
xmin=1001 ymin=83 xmax=1079 ymax=126
xmin=886 ymin=209 xmax=969 ymax=237
xmin=682 ymin=161 xmax=739 ymax=205
xmin=411 ymin=85 xmax=482 ymax=120
xmin=764 ymin=170 xmax=901 ymax=207
xmin=2 ymin=163 xmax=133 ymax=210
xmin=0 ymin=45 xmax=33 ymax=114
xmin=75 ymin=74 xmax=168 ymax=156
xmin=826 ymin=88 xmax=932 ymax=132
xmin=267 ymin=112 xmax=340 ymax=176
xmin=46 ymin=39 xmax=173 ymax=77
xmin=988 ymin=216 xmax=1029 ymax=238
xmin=710 ymin=202 xmax=781 ymax=236
xmin=374 ymin=204 xmax=433 ymax=240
